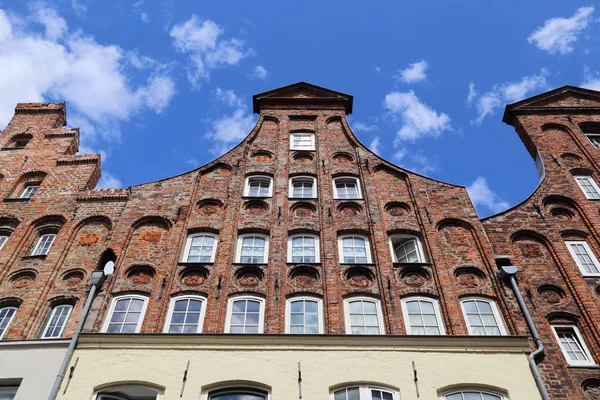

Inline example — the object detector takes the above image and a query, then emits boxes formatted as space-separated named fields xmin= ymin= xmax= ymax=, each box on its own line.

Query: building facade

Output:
xmin=0 ymin=83 xmax=598 ymax=399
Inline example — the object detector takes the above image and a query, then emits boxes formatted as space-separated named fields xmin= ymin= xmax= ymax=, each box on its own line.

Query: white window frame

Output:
xmin=94 ymin=386 xmax=161 ymax=400
xmin=333 ymin=176 xmax=362 ymax=199
xmin=244 ymin=175 xmax=273 ymax=197
xmin=574 ymin=175 xmax=600 ymax=199
xmin=331 ymin=385 xmax=398 ymax=400
xmin=290 ymin=132 xmax=315 ymax=151
xmin=162 ymin=295 xmax=207 ymax=334
xmin=289 ymin=176 xmax=317 ymax=198
xmin=338 ymin=234 xmax=372 ymax=264
xmin=181 ymin=232 xmax=218 ymax=263
xmin=388 ymin=234 xmax=427 ymax=263
xmin=235 ymin=233 xmax=270 ymax=264
xmin=551 ymin=325 xmax=596 ymax=367
xmin=206 ymin=387 xmax=270 ymax=400
xmin=565 ymin=240 xmax=600 ymax=276
xmin=401 ymin=296 xmax=445 ymax=335
xmin=225 ymin=295 xmax=265 ymax=334
xmin=0 ymin=306 xmax=17 ymax=339
xmin=586 ymin=133 xmax=600 ymax=148
xmin=460 ymin=297 xmax=507 ymax=336
xmin=285 ymin=296 xmax=324 ymax=334
xmin=0 ymin=235 xmax=9 ymax=251
xmin=18 ymin=184 xmax=39 ymax=199
xmin=287 ymin=233 xmax=320 ymax=263
xmin=30 ymin=233 xmax=56 ymax=256
xmin=440 ymin=389 xmax=505 ymax=400
xmin=343 ymin=297 xmax=385 ymax=335
xmin=101 ymin=294 xmax=149 ymax=333
xmin=41 ymin=304 xmax=73 ymax=339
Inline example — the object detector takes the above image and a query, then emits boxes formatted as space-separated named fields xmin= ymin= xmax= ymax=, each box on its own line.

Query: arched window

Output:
xmin=332 ymin=385 xmax=398 ymax=400
xmin=30 ymin=233 xmax=56 ymax=256
xmin=7 ymin=134 xmax=32 ymax=149
xmin=460 ymin=298 xmax=507 ymax=336
xmin=102 ymin=295 xmax=148 ymax=333
xmin=94 ymin=385 xmax=159 ymax=400
xmin=236 ymin=233 xmax=269 ymax=264
xmin=244 ymin=175 xmax=273 ymax=197
xmin=343 ymin=297 xmax=384 ymax=335
xmin=401 ymin=297 xmax=445 ymax=335
xmin=288 ymin=233 xmax=320 ymax=263
xmin=41 ymin=304 xmax=73 ymax=339
xmin=163 ymin=295 xmax=207 ymax=334
xmin=208 ymin=387 xmax=268 ymax=400
xmin=19 ymin=184 xmax=39 ymax=199
xmin=286 ymin=296 xmax=323 ymax=334
xmin=290 ymin=132 xmax=315 ymax=151
xmin=333 ymin=177 xmax=362 ymax=199
xmin=0 ymin=235 xmax=9 ymax=251
xmin=0 ymin=306 xmax=17 ymax=339
xmin=389 ymin=234 xmax=426 ymax=263
xmin=225 ymin=295 xmax=265 ymax=334
xmin=289 ymin=176 xmax=317 ymax=198
xmin=338 ymin=234 xmax=371 ymax=264
xmin=182 ymin=233 xmax=218 ymax=263
xmin=442 ymin=390 xmax=504 ymax=400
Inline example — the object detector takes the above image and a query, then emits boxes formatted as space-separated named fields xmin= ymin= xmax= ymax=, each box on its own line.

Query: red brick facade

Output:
xmin=0 ymin=83 xmax=599 ymax=398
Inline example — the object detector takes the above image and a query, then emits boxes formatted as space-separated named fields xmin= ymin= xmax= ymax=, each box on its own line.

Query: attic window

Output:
xmin=580 ymin=123 xmax=600 ymax=148
xmin=7 ymin=134 xmax=32 ymax=149
xmin=290 ymin=132 xmax=315 ymax=150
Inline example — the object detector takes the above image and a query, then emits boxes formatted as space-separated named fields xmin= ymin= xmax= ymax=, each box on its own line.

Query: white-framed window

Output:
xmin=551 ymin=325 xmax=595 ymax=367
xmin=574 ymin=175 xmax=600 ymax=199
xmin=460 ymin=298 xmax=507 ymax=336
xmin=225 ymin=295 xmax=265 ymax=334
xmin=401 ymin=297 xmax=445 ymax=335
xmin=244 ymin=175 xmax=273 ymax=197
xmin=288 ymin=233 xmax=320 ymax=263
xmin=565 ymin=240 xmax=600 ymax=276
xmin=102 ymin=295 xmax=148 ymax=333
xmin=94 ymin=386 xmax=159 ymax=400
xmin=389 ymin=234 xmax=426 ymax=263
xmin=442 ymin=390 xmax=504 ymax=400
xmin=207 ymin=387 xmax=269 ymax=400
xmin=236 ymin=233 xmax=269 ymax=264
xmin=0 ymin=306 xmax=17 ymax=339
xmin=332 ymin=385 xmax=398 ymax=400
xmin=290 ymin=132 xmax=315 ymax=151
xmin=338 ymin=234 xmax=371 ymax=264
xmin=0 ymin=235 xmax=8 ymax=251
xmin=41 ymin=304 xmax=73 ymax=338
xmin=163 ymin=295 xmax=207 ymax=334
xmin=586 ymin=134 xmax=600 ymax=148
xmin=182 ymin=233 xmax=217 ymax=263
xmin=333 ymin=177 xmax=362 ymax=199
xmin=289 ymin=176 xmax=317 ymax=198
xmin=344 ymin=297 xmax=384 ymax=335
xmin=30 ymin=233 xmax=56 ymax=256
xmin=0 ymin=387 xmax=19 ymax=400
xmin=19 ymin=184 xmax=39 ymax=199
xmin=285 ymin=296 xmax=323 ymax=334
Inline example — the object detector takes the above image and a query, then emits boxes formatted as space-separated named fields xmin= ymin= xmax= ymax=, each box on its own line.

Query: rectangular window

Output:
xmin=245 ymin=176 xmax=272 ymax=197
xmin=286 ymin=297 xmax=322 ymax=334
xmin=226 ymin=297 xmax=264 ymax=334
xmin=19 ymin=185 xmax=39 ymax=199
xmin=31 ymin=233 xmax=56 ymax=256
xmin=237 ymin=235 xmax=268 ymax=263
xmin=0 ymin=307 xmax=17 ymax=339
xmin=552 ymin=325 xmax=595 ymax=366
xmin=401 ymin=298 xmax=444 ymax=335
xmin=0 ymin=387 xmax=18 ymax=400
xmin=103 ymin=296 xmax=148 ymax=333
xmin=290 ymin=177 xmax=316 ymax=198
xmin=389 ymin=235 xmax=425 ymax=263
xmin=586 ymin=134 xmax=600 ymax=148
xmin=575 ymin=176 xmax=600 ymax=199
xmin=344 ymin=298 xmax=383 ymax=335
xmin=41 ymin=305 xmax=72 ymax=338
xmin=0 ymin=235 xmax=8 ymax=251
xmin=183 ymin=233 xmax=217 ymax=263
xmin=290 ymin=132 xmax=315 ymax=150
xmin=289 ymin=234 xmax=319 ymax=263
xmin=333 ymin=177 xmax=361 ymax=199
xmin=461 ymin=298 xmax=506 ymax=336
xmin=164 ymin=296 xmax=206 ymax=333
xmin=566 ymin=241 xmax=600 ymax=275
xmin=339 ymin=235 xmax=371 ymax=263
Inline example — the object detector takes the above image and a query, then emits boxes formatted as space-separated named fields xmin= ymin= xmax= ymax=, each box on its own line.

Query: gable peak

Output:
xmin=253 ymin=82 xmax=353 ymax=114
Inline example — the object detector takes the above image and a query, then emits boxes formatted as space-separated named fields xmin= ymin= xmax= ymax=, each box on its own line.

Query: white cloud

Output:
xmin=373 ymin=66 xmax=381 ymax=74
xmin=133 ymin=0 xmax=150 ymax=24
xmin=71 ymin=0 xmax=88 ymax=18
xmin=471 ymin=70 xmax=548 ymax=124
xmin=250 ymin=65 xmax=268 ymax=80
xmin=466 ymin=176 xmax=509 ymax=214
xmin=353 ymin=122 xmax=378 ymax=132
xmin=528 ymin=7 xmax=594 ymax=55
xmin=582 ymin=67 xmax=600 ymax=91
xmin=96 ymin=172 xmax=123 ymax=189
xmin=391 ymin=148 xmax=436 ymax=175
xmin=393 ymin=148 xmax=408 ymax=162
xmin=369 ymin=137 xmax=381 ymax=155
xmin=0 ymin=5 xmax=176 ymax=149
xmin=384 ymin=90 xmax=451 ymax=144
xmin=170 ymin=15 xmax=253 ymax=88
xmin=466 ymin=82 xmax=477 ymax=106
xmin=206 ymin=88 xmax=256 ymax=155
xmin=397 ymin=60 xmax=428 ymax=83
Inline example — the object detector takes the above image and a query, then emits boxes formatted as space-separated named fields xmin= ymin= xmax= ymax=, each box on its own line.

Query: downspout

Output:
xmin=499 ymin=266 xmax=550 ymax=400
xmin=48 ymin=270 xmax=106 ymax=400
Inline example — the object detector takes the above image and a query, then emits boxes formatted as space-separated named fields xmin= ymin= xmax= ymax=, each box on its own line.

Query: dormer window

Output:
xmin=290 ymin=132 xmax=315 ymax=150
xmin=244 ymin=175 xmax=273 ymax=197
xmin=19 ymin=184 xmax=39 ymax=199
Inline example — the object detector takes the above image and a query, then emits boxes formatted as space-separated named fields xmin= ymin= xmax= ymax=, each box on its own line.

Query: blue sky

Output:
xmin=0 ymin=1 xmax=599 ymax=217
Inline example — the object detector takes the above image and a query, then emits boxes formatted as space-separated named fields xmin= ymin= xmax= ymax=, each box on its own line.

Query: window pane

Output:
xmin=210 ymin=393 xmax=266 ymax=400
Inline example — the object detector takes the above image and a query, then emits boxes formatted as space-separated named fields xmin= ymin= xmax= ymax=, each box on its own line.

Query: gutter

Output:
xmin=500 ymin=266 xmax=550 ymax=400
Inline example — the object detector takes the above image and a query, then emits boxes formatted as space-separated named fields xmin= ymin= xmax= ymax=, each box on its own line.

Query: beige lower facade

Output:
xmin=60 ymin=334 xmax=541 ymax=400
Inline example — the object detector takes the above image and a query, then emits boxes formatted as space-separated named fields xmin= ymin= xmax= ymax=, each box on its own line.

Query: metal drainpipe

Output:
xmin=48 ymin=270 xmax=106 ymax=400
xmin=500 ymin=266 xmax=550 ymax=400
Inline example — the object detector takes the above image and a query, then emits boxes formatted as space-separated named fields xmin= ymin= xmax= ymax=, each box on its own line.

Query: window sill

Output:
xmin=178 ymin=261 xmax=214 ymax=267
xmin=241 ymin=196 xmax=272 ymax=200
xmin=1 ymin=147 xmax=24 ymax=151
xmin=290 ymin=148 xmax=315 ymax=152
xmin=286 ymin=262 xmax=322 ymax=266
xmin=393 ymin=262 xmax=432 ymax=268
xmin=339 ymin=262 xmax=375 ymax=266
xmin=567 ymin=364 xmax=600 ymax=369
xmin=333 ymin=198 xmax=363 ymax=201
xmin=288 ymin=197 xmax=317 ymax=201
xmin=21 ymin=254 xmax=47 ymax=260
xmin=232 ymin=262 xmax=269 ymax=266
xmin=3 ymin=197 xmax=31 ymax=203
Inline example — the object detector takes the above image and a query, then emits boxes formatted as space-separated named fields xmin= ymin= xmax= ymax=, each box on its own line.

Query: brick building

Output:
xmin=0 ymin=82 xmax=597 ymax=399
